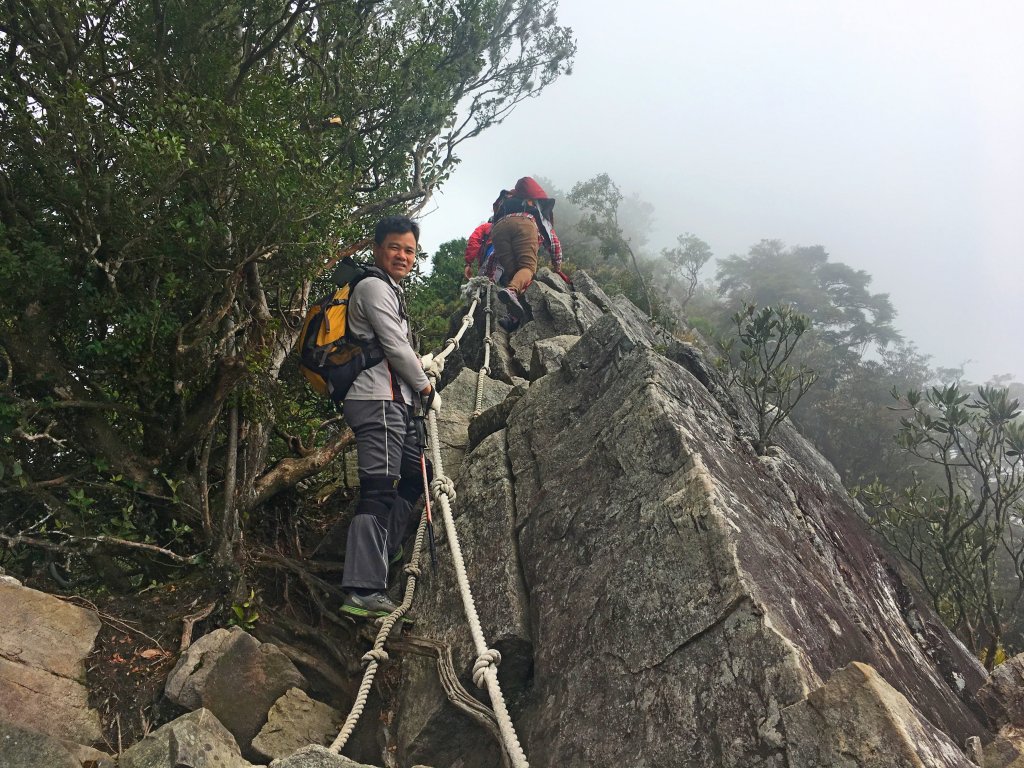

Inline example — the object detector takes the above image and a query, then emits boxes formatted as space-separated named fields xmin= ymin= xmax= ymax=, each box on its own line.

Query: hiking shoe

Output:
xmin=498 ymin=288 xmax=525 ymax=321
xmin=340 ymin=592 xmax=415 ymax=623
xmin=498 ymin=315 xmax=520 ymax=332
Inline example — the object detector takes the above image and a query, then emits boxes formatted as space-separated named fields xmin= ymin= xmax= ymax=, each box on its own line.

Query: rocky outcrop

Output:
xmin=253 ymin=688 xmax=343 ymax=762
xmin=0 ymin=579 xmax=103 ymax=746
xmin=432 ymin=367 xmax=511 ymax=481
xmin=268 ymin=745 xmax=392 ymax=767
xmin=397 ymin=282 xmax=988 ymax=767
xmin=977 ymin=653 xmax=1024 ymax=729
xmin=782 ymin=661 xmax=975 ymax=767
xmin=985 ymin=727 xmax=1024 ymax=768
xmin=0 ymin=720 xmax=113 ymax=768
xmin=165 ymin=626 xmax=308 ymax=758
xmin=118 ymin=708 xmax=255 ymax=768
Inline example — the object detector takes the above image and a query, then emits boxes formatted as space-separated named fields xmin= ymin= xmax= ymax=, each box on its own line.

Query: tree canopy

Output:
xmin=716 ymin=240 xmax=900 ymax=353
xmin=0 ymin=0 xmax=574 ymax=576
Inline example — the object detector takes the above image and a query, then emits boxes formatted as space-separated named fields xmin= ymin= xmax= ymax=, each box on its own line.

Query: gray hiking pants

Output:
xmin=341 ymin=399 xmax=426 ymax=591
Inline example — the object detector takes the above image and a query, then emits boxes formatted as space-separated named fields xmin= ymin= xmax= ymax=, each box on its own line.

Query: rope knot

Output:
xmin=403 ymin=562 xmax=422 ymax=578
xmin=479 ymin=365 xmax=490 ymax=376
xmin=423 ymin=359 xmax=444 ymax=379
xmin=362 ymin=648 xmax=389 ymax=665
xmin=431 ymin=475 xmax=457 ymax=502
xmin=472 ymin=648 xmax=502 ymax=688
xmin=443 ymin=337 xmax=459 ymax=351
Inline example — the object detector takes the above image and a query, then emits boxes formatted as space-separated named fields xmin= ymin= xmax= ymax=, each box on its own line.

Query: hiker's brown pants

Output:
xmin=491 ymin=215 xmax=539 ymax=294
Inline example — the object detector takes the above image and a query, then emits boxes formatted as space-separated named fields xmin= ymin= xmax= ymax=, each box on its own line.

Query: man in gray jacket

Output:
xmin=340 ymin=215 xmax=439 ymax=619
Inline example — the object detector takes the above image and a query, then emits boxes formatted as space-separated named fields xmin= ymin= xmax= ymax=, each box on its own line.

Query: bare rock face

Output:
xmin=252 ymin=688 xmax=342 ymax=762
xmin=976 ymin=653 xmax=1024 ymax=729
xmin=0 ymin=580 xmax=103 ymax=745
xmin=268 ymin=745 xmax=388 ymax=767
xmin=984 ymin=726 xmax=1024 ymax=768
xmin=165 ymin=627 xmax=307 ymax=758
xmin=528 ymin=334 xmax=580 ymax=379
xmin=782 ymin=661 xmax=975 ymax=767
xmin=433 ymin=367 xmax=511 ymax=481
xmin=118 ymin=708 xmax=256 ymax=768
xmin=0 ymin=720 xmax=96 ymax=768
xmin=398 ymin=293 xmax=988 ymax=767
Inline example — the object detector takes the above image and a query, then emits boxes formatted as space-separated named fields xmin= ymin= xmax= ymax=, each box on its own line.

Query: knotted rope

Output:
xmin=425 ymin=391 xmax=529 ymax=768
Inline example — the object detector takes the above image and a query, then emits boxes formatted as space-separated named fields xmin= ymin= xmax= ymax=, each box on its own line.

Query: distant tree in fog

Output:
xmin=716 ymin=240 xmax=900 ymax=353
xmin=662 ymin=233 xmax=712 ymax=310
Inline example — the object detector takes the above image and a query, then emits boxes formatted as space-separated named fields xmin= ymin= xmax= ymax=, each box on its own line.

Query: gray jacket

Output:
xmin=345 ymin=271 xmax=429 ymax=404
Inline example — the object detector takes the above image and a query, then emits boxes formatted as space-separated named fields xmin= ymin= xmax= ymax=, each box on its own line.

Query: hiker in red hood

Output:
xmin=489 ymin=176 xmax=562 ymax=331
xmin=463 ymin=190 xmax=511 ymax=281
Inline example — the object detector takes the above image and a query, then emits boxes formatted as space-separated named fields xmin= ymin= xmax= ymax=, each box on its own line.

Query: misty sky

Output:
xmin=417 ymin=0 xmax=1023 ymax=383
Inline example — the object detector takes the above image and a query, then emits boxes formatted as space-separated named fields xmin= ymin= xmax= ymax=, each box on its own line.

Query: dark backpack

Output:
xmin=295 ymin=257 xmax=387 ymax=404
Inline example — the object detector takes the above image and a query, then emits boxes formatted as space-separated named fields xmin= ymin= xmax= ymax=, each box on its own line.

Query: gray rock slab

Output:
xmin=119 ymin=708 xmax=255 ymax=768
xmin=252 ymin=688 xmax=342 ymax=761
xmin=434 ymin=367 xmax=511 ymax=482
xmin=268 ymin=745 xmax=377 ymax=767
xmin=0 ymin=655 xmax=103 ymax=744
xmin=0 ymin=581 xmax=101 ymax=679
xmin=783 ymin=662 xmax=977 ymax=767
xmin=976 ymin=652 xmax=1024 ymax=728
xmin=984 ymin=725 xmax=1024 ymax=767
xmin=0 ymin=720 xmax=84 ymax=768
xmin=165 ymin=627 xmax=307 ymax=757
xmin=0 ymin=581 xmax=103 ymax=744
xmin=528 ymin=334 xmax=580 ymax=379
xmin=504 ymin=312 xmax=985 ymax=765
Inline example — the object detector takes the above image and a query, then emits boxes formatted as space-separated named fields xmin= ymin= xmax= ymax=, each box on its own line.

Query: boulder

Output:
xmin=528 ymin=334 xmax=580 ymax=379
xmin=0 ymin=720 xmax=91 ymax=768
xmin=976 ymin=652 xmax=1024 ymax=728
xmin=118 ymin=708 xmax=255 ymax=768
xmin=984 ymin=726 xmax=1024 ymax=768
xmin=252 ymin=688 xmax=343 ymax=761
xmin=165 ymin=627 xmax=307 ymax=757
xmin=0 ymin=581 xmax=103 ymax=744
xmin=782 ymin=661 xmax=976 ymax=767
xmin=268 ymin=745 xmax=378 ymax=767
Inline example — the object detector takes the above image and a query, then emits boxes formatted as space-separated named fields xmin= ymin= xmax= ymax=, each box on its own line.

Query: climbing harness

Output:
xmin=331 ymin=278 xmax=529 ymax=768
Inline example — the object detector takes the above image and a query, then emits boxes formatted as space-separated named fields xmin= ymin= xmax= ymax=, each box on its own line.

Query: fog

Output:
xmin=418 ymin=0 xmax=1024 ymax=383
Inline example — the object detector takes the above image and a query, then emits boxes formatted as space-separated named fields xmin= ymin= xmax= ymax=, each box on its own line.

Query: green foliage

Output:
xmin=857 ymin=384 xmax=1024 ymax=670
xmin=793 ymin=341 xmax=937 ymax=487
xmin=228 ymin=588 xmax=260 ymax=631
xmin=0 ymin=0 xmax=574 ymax=583
xmin=568 ymin=173 xmax=654 ymax=316
xmin=719 ymin=304 xmax=818 ymax=455
xmin=716 ymin=240 xmax=900 ymax=353
xmin=406 ymin=238 xmax=469 ymax=352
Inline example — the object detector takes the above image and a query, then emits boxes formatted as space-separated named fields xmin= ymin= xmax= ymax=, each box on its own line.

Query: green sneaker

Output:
xmin=340 ymin=592 xmax=414 ymax=623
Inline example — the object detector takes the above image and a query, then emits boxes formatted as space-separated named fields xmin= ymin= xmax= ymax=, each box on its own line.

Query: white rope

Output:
xmin=473 ymin=284 xmax=494 ymax=418
xmin=426 ymin=395 xmax=529 ymax=768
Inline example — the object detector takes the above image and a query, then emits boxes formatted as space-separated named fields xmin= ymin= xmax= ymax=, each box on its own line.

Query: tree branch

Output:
xmin=247 ymin=427 xmax=355 ymax=511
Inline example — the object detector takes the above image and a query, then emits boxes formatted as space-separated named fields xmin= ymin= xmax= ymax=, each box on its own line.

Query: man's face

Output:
xmin=373 ymin=231 xmax=417 ymax=282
